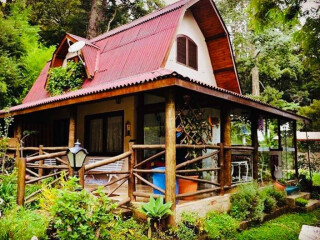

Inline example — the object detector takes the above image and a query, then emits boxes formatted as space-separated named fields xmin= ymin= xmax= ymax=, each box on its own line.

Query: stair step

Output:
xmin=305 ymin=199 xmax=320 ymax=212
xmin=286 ymin=192 xmax=311 ymax=207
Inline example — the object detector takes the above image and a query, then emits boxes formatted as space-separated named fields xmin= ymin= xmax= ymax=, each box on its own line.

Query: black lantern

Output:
xmin=67 ymin=140 xmax=88 ymax=176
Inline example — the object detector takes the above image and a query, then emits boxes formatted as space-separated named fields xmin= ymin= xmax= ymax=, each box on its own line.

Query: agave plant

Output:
xmin=139 ymin=196 xmax=172 ymax=238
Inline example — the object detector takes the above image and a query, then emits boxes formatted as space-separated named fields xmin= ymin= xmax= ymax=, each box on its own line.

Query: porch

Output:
xmin=7 ymin=82 xmax=307 ymax=224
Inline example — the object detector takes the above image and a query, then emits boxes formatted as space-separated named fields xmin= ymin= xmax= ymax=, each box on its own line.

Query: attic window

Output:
xmin=177 ymin=35 xmax=198 ymax=70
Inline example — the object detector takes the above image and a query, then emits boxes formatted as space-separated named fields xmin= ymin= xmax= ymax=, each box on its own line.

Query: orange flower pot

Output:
xmin=178 ymin=176 xmax=199 ymax=200
xmin=274 ymin=181 xmax=286 ymax=191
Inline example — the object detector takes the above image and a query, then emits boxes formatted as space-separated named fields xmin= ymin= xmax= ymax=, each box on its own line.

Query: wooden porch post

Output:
xmin=293 ymin=121 xmax=299 ymax=177
xmin=17 ymin=158 xmax=26 ymax=206
xmin=251 ymin=115 xmax=259 ymax=180
xmin=15 ymin=120 xmax=21 ymax=161
xmin=165 ymin=88 xmax=176 ymax=225
xmin=38 ymin=145 xmax=44 ymax=183
xmin=221 ymin=105 xmax=231 ymax=186
xmin=68 ymin=107 xmax=76 ymax=176
xmin=128 ymin=141 xmax=136 ymax=201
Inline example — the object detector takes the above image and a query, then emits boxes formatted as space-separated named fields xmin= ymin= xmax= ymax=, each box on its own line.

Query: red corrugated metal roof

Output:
xmin=23 ymin=2 xmax=185 ymax=104
xmin=18 ymin=0 xmax=244 ymax=111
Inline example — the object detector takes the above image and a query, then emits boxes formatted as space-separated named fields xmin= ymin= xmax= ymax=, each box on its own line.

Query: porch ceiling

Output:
xmin=0 ymin=71 xmax=310 ymax=123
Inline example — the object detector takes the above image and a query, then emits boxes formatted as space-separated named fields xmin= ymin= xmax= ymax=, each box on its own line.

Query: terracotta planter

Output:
xmin=178 ymin=176 xmax=199 ymax=200
xmin=274 ymin=181 xmax=286 ymax=191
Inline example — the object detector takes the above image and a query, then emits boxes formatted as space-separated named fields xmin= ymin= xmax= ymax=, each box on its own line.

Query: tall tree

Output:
xmin=0 ymin=0 xmax=54 ymax=108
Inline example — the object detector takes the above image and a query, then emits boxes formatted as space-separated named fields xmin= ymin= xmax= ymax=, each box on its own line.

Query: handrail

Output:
xmin=8 ymin=146 xmax=69 ymax=151
xmin=26 ymin=151 xmax=67 ymax=163
xmin=132 ymin=144 xmax=221 ymax=150
xmin=176 ymin=150 xmax=219 ymax=169
xmin=85 ymin=151 xmax=131 ymax=171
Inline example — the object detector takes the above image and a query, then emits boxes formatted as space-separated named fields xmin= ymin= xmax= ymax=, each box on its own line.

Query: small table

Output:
xmin=231 ymin=161 xmax=249 ymax=182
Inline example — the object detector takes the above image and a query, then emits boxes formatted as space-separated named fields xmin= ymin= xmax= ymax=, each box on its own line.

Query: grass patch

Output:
xmin=235 ymin=209 xmax=320 ymax=240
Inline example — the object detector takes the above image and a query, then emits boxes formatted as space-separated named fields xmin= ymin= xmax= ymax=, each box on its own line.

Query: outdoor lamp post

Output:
xmin=67 ymin=140 xmax=88 ymax=177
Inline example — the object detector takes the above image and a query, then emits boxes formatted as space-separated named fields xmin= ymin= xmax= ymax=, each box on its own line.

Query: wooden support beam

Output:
xmin=17 ymin=158 xmax=26 ymax=206
xmin=68 ymin=107 xmax=76 ymax=176
xmin=68 ymin=107 xmax=76 ymax=147
xmin=79 ymin=167 xmax=85 ymax=188
xmin=165 ymin=88 xmax=176 ymax=225
xmin=293 ymin=121 xmax=299 ymax=177
xmin=221 ymin=105 xmax=232 ymax=186
xmin=128 ymin=142 xmax=136 ymax=201
xmin=251 ymin=115 xmax=259 ymax=180
xmin=38 ymin=145 xmax=44 ymax=183
xmin=219 ymin=143 xmax=225 ymax=195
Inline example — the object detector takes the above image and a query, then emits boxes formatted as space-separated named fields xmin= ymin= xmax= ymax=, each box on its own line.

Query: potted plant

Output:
xmin=139 ymin=196 xmax=172 ymax=238
xmin=274 ymin=178 xmax=286 ymax=191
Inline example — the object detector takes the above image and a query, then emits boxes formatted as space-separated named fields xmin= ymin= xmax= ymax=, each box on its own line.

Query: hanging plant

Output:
xmin=46 ymin=61 xmax=85 ymax=96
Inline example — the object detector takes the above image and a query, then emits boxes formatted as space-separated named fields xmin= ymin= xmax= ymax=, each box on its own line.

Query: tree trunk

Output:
xmin=87 ymin=0 xmax=101 ymax=39
xmin=251 ymin=65 xmax=259 ymax=96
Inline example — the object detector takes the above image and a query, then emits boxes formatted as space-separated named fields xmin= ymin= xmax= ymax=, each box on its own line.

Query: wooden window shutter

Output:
xmin=177 ymin=37 xmax=187 ymax=65
xmin=188 ymin=39 xmax=198 ymax=70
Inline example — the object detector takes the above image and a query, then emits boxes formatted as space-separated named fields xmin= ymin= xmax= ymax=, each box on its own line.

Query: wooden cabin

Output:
xmin=0 ymin=0 xmax=309 ymax=223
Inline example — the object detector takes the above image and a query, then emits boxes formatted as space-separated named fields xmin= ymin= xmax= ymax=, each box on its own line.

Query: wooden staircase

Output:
xmin=286 ymin=192 xmax=320 ymax=211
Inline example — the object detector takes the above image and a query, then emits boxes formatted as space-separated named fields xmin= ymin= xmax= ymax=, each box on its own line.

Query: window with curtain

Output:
xmin=85 ymin=111 xmax=123 ymax=156
xmin=176 ymin=35 xmax=198 ymax=70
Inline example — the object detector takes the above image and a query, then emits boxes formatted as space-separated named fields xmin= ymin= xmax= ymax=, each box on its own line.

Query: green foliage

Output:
xmin=235 ymin=209 xmax=320 ymax=240
xmin=27 ymin=0 xmax=164 ymax=46
xmin=0 ymin=207 xmax=49 ymax=240
xmin=175 ymin=212 xmax=203 ymax=240
xmin=46 ymin=61 xmax=85 ymax=96
xmin=0 ymin=110 xmax=14 ymax=174
xmin=0 ymin=0 xmax=54 ymax=108
xmin=204 ymin=212 xmax=239 ymax=240
xmin=42 ymin=177 xmax=117 ymax=240
xmin=249 ymin=86 xmax=299 ymax=111
xmin=263 ymin=195 xmax=277 ymax=213
xmin=299 ymin=100 xmax=320 ymax=131
xmin=139 ymin=196 xmax=173 ymax=222
xmin=101 ymin=217 xmax=149 ymax=240
xmin=0 ymin=171 xmax=17 ymax=213
xmin=295 ymin=197 xmax=308 ymax=207
xmin=230 ymin=182 xmax=264 ymax=221
xmin=312 ymin=172 xmax=320 ymax=186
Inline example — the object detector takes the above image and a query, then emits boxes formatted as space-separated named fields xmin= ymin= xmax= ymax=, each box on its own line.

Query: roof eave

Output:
xmin=0 ymin=76 xmax=310 ymax=123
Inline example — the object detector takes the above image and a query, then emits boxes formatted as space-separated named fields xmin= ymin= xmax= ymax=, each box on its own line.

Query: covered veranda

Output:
xmin=1 ymin=76 xmax=309 ymax=224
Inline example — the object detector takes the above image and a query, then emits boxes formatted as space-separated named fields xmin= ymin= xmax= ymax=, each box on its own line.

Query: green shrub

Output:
xmin=0 ymin=171 xmax=17 ymax=212
xmin=176 ymin=222 xmax=198 ymax=240
xmin=102 ymin=217 xmax=148 ymax=240
xmin=230 ymin=182 xmax=264 ymax=221
xmin=42 ymin=177 xmax=117 ymax=240
xmin=312 ymin=172 xmax=320 ymax=186
xmin=204 ymin=212 xmax=239 ymax=240
xmin=296 ymin=198 xmax=308 ymax=207
xmin=175 ymin=212 xmax=203 ymax=240
xmin=0 ymin=207 xmax=48 ymax=240
xmin=47 ymin=61 xmax=85 ymax=96
xmin=262 ymin=186 xmax=287 ymax=207
xmin=263 ymin=195 xmax=277 ymax=213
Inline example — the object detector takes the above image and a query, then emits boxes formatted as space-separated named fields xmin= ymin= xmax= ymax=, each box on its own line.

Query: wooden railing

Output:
xmin=130 ymin=143 xmax=255 ymax=201
xmin=16 ymin=143 xmax=255 ymax=206
xmin=17 ymin=147 xmax=69 ymax=205
xmin=83 ymin=151 xmax=132 ymax=206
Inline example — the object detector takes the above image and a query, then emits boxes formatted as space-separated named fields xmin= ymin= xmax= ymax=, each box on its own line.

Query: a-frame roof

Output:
xmin=23 ymin=0 xmax=241 ymax=105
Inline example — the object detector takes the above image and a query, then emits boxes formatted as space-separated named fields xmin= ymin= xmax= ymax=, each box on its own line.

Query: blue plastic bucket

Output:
xmin=152 ymin=167 xmax=179 ymax=195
